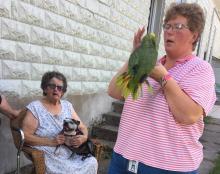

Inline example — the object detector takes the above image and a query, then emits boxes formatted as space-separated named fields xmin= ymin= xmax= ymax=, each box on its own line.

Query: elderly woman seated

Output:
xmin=22 ymin=71 xmax=97 ymax=174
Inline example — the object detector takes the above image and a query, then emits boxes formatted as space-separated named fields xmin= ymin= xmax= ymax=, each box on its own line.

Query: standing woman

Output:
xmin=22 ymin=71 xmax=97 ymax=174
xmin=108 ymin=3 xmax=216 ymax=174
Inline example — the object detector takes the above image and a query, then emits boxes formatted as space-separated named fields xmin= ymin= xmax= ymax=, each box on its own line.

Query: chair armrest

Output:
xmin=91 ymin=138 xmax=103 ymax=162
xmin=11 ymin=127 xmax=25 ymax=156
xmin=22 ymin=146 xmax=46 ymax=174
xmin=11 ymin=126 xmax=46 ymax=174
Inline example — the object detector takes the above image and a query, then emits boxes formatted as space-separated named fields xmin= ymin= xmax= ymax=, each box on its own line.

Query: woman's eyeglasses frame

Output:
xmin=162 ymin=23 xmax=189 ymax=32
xmin=47 ymin=83 xmax=63 ymax=92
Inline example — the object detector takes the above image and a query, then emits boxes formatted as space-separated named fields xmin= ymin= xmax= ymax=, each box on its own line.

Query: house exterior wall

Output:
xmin=211 ymin=58 xmax=220 ymax=84
xmin=0 ymin=0 xmax=151 ymax=173
xmin=212 ymin=10 xmax=220 ymax=59
xmin=0 ymin=0 xmax=219 ymax=173
xmin=211 ymin=4 xmax=220 ymax=85
xmin=194 ymin=0 xmax=213 ymax=59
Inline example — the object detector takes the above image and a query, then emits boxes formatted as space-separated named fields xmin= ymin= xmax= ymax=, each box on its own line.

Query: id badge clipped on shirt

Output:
xmin=127 ymin=160 xmax=139 ymax=174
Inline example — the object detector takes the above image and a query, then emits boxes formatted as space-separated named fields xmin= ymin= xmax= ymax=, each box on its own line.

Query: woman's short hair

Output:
xmin=41 ymin=71 xmax=67 ymax=96
xmin=164 ymin=3 xmax=205 ymax=50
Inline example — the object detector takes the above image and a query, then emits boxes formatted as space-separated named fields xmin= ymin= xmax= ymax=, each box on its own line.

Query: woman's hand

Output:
xmin=69 ymin=135 xmax=88 ymax=148
xmin=53 ymin=134 xmax=65 ymax=146
xmin=149 ymin=63 xmax=168 ymax=82
xmin=133 ymin=26 xmax=145 ymax=51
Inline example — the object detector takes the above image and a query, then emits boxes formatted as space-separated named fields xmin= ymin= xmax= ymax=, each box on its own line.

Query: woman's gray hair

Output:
xmin=41 ymin=71 xmax=67 ymax=96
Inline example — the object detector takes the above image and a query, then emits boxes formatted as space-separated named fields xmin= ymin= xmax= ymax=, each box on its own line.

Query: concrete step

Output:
xmin=103 ymin=112 xmax=121 ymax=127
xmin=94 ymin=138 xmax=115 ymax=161
xmin=112 ymin=100 xmax=124 ymax=114
xmin=98 ymin=138 xmax=115 ymax=151
xmin=216 ymin=92 xmax=220 ymax=105
xmin=92 ymin=124 xmax=118 ymax=142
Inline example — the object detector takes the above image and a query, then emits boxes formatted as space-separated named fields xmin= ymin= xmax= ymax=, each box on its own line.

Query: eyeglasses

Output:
xmin=162 ymin=23 xmax=189 ymax=32
xmin=47 ymin=83 xmax=63 ymax=92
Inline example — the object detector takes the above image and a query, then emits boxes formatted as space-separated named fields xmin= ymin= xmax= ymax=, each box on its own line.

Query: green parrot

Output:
xmin=116 ymin=32 xmax=158 ymax=100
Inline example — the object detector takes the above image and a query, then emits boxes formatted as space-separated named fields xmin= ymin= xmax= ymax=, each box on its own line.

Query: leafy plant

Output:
xmin=209 ymin=155 xmax=220 ymax=174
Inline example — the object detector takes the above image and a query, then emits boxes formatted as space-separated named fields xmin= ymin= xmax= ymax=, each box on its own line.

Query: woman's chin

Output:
xmin=47 ymin=95 xmax=60 ymax=101
xmin=165 ymin=47 xmax=174 ymax=54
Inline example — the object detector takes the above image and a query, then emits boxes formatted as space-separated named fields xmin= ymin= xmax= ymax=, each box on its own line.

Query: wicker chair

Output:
xmin=10 ymin=108 xmax=103 ymax=174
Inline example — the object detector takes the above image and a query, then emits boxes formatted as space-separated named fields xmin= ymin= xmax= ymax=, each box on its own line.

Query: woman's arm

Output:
xmin=163 ymin=77 xmax=203 ymax=124
xmin=108 ymin=61 xmax=128 ymax=100
xmin=22 ymin=110 xmax=65 ymax=146
xmin=150 ymin=64 xmax=203 ymax=125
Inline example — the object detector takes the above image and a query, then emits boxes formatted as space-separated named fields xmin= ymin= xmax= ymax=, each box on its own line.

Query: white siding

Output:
xmin=212 ymin=10 xmax=220 ymax=59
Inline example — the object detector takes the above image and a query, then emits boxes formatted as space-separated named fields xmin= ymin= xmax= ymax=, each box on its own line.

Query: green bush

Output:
xmin=209 ymin=155 xmax=220 ymax=174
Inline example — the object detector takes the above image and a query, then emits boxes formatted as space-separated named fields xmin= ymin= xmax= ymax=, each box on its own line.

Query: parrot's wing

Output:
xmin=116 ymin=32 xmax=158 ymax=100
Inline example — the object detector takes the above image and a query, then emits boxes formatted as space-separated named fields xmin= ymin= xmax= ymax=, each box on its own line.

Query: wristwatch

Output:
xmin=159 ymin=74 xmax=171 ymax=89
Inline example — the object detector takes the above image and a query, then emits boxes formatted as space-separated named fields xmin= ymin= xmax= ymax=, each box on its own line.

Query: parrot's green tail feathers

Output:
xmin=122 ymin=87 xmax=131 ymax=99
xmin=130 ymin=83 xmax=142 ymax=100
xmin=145 ymin=80 xmax=153 ymax=94
xmin=116 ymin=72 xmax=132 ymax=98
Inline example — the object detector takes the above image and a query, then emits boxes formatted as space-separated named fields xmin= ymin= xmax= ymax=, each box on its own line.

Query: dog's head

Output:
xmin=63 ymin=118 xmax=80 ymax=136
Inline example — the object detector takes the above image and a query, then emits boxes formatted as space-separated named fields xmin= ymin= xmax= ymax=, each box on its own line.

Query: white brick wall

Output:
xmin=0 ymin=1 xmax=151 ymax=172
xmin=0 ymin=0 xmax=150 ymax=97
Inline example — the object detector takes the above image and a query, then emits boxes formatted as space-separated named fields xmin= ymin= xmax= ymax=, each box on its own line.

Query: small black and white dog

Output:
xmin=57 ymin=118 xmax=94 ymax=160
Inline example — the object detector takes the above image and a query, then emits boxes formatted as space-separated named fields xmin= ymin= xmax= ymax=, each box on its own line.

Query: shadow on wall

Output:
xmin=67 ymin=92 xmax=115 ymax=126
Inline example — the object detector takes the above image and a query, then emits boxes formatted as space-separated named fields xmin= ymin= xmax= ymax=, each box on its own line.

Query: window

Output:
xmin=147 ymin=0 xmax=165 ymax=44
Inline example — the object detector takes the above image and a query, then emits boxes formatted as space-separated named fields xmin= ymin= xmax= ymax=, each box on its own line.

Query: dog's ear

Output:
xmin=71 ymin=119 xmax=80 ymax=125
xmin=76 ymin=120 xmax=80 ymax=125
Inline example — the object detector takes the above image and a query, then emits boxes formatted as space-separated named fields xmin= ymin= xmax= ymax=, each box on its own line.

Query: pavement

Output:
xmin=198 ymin=104 xmax=220 ymax=174
xmin=208 ymin=105 xmax=220 ymax=119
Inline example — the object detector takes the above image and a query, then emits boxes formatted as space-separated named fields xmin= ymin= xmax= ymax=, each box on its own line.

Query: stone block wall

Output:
xmin=0 ymin=0 xmax=151 ymax=173
xmin=0 ymin=0 xmax=150 ymax=97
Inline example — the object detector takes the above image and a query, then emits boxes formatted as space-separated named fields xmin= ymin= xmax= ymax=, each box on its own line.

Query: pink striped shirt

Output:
xmin=114 ymin=55 xmax=216 ymax=172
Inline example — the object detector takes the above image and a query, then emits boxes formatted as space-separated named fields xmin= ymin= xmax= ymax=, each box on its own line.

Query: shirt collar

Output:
xmin=159 ymin=55 xmax=195 ymax=66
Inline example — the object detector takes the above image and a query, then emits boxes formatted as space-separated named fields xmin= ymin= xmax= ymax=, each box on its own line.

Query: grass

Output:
xmin=216 ymin=83 xmax=220 ymax=94
xmin=216 ymin=83 xmax=220 ymax=88
xmin=204 ymin=116 xmax=212 ymax=124
xmin=209 ymin=155 xmax=220 ymax=174
xmin=203 ymin=116 xmax=220 ymax=174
